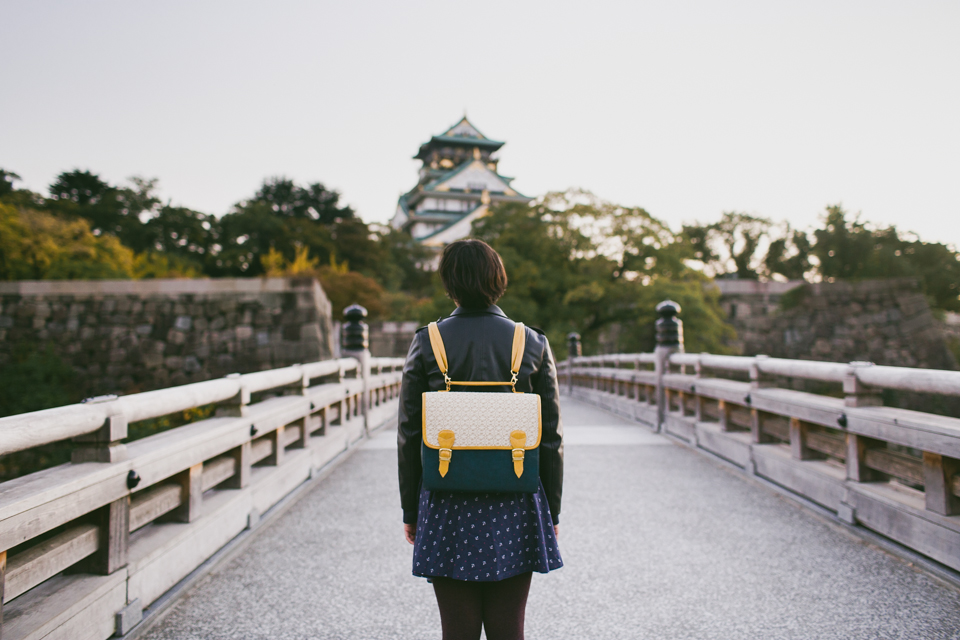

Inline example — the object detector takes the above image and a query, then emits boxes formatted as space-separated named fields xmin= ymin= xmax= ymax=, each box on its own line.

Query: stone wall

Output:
xmin=725 ymin=277 xmax=957 ymax=370
xmin=0 ymin=278 xmax=335 ymax=400
xmin=712 ymin=279 xmax=805 ymax=333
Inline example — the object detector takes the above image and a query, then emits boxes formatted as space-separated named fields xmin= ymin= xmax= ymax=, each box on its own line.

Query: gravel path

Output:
xmin=142 ymin=397 xmax=960 ymax=640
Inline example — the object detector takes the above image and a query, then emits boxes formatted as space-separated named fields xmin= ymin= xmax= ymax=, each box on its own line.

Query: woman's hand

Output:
xmin=404 ymin=523 xmax=416 ymax=545
xmin=554 ymin=525 xmax=559 ymax=538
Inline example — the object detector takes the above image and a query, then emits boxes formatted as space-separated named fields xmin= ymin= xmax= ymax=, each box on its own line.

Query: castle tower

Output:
xmin=390 ymin=116 xmax=532 ymax=246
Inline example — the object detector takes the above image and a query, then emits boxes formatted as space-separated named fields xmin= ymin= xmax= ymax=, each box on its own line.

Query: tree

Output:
xmin=0 ymin=203 xmax=135 ymax=280
xmin=139 ymin=205 xmax=216 ymax=268
xmin=213 ymin=201 xmax=288 ymax=276
xmin=765 ymin=224 xmax=812 ymax=281
xmin=683 ymin=212 xmax=772 ymax=280
xmin=0 ymin=169 xmax=20 ymax=197
xmin=45 ymin=170 xmax=160 ymax=250
xmin=250 ymin=177 xmax=355 ymax=223
xmin=462 ymin=191 xmax=735 ymax=354
xmin=812 ymin=205 xmax=960 ymax=310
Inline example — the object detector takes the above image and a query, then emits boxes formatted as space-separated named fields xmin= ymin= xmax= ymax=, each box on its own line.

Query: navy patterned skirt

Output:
xmin=412 ymin=481 xmax=563 ymax=582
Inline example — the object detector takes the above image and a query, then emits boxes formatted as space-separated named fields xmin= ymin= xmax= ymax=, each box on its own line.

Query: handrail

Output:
xmin=756 ymin=357 xmax=848 ymax=382
xmin=0 ymin=357 xmax=361 ymax=456
xmin=855 ymin=364 xmax=960 ymax=396
xmin=563 ymin=330 xmax=960 ymax=578
xmin=116 ymin=378 xmax=242 ymax=424
xmin=563 ymin=353 xmax=960 ymax=395
xmin=0 ymin=403 xmax=113 ymax=457
xmin=0 ymin=347 xmax=403 ymax=638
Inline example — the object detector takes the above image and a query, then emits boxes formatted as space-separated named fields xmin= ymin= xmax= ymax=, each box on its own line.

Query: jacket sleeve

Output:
xmin=397 ymin=331 xmax=427 ymax=524
xmin=533 ymin=334 xmax=563 ymax=525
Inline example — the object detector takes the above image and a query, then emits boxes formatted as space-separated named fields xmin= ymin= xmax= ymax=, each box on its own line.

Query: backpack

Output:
xmin=420 ymin=320 xmax=542 ymax=493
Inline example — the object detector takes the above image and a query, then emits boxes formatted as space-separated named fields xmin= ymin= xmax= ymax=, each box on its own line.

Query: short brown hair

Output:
xmin=438 ymin=239 xmax=508 ymax=308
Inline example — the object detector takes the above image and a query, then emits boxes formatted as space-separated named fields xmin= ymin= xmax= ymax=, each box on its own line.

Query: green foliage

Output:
xmin=127 ymin=404 xmax=217 ymax=442
xmin=778 ymin=284 xmax=809 ymax=311
xmin=765 ymin=224 xmax=812 ymax=280
xmin=0 ymin=203 xmax=136 ymax=280
xmin=45 ymin=170 xmax=161 ymax=249
xmin=685 ymin=204 xmax=960 ymax=311
xmin=251 ymin=177 xmax=354 ymax=223
xmin=682 ymin=212 xmax=773 ymax=280
xmin=812 ymin=205 xmax=960 ymax=311
xmin=462 ymin=191 xmax=736 ymax=355
xmin=0 ymin=343 xmax=78 ymax=479
xmin=0 ymin=344 xmax=79 ymax=418
xmin=0 ymin=169 xmax=21 ymax=197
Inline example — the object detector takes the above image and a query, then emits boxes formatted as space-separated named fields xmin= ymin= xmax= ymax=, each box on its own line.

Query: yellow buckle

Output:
xmin=439 ymin=448 xmax=452 ymax=461
xmin=511 ymin=447 xmax=524 ymax=478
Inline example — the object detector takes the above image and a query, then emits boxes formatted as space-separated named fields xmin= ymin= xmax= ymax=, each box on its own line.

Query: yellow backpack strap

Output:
xmin=510 ymin=322 xmax=526 ymax=379
xmin=427 ymin=321 xmax=449 ymax=375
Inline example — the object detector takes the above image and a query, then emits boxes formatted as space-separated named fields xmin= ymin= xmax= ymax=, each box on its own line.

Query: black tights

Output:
xmin=432 ymin=572 xmax=532 ymax=640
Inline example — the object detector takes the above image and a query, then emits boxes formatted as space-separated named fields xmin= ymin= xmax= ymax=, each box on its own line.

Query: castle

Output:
xmin=390 ymin=116 xmax=532 ymax=246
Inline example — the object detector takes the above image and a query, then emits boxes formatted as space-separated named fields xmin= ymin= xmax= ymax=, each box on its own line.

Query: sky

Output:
xmin=2 ymin=0 xmax=958 ymax=247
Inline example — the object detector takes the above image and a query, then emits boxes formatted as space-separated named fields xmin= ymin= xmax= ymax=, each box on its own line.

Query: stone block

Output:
xmin=143 ymin=351 xmax=164 ymax=369
xmin=236 ymin=325 xmax=254 ymax=340
xmin=164 ymin=356 xmax=184 ymax=370
xmin=174 ymin=315 xmax=192 ymax=330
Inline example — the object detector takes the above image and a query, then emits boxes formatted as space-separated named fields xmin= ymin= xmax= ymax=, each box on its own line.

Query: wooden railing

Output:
xmin=560 ymin=305 xmax=960 ymax=575
xmin=0 ymin=353 xmax=403 ymax=640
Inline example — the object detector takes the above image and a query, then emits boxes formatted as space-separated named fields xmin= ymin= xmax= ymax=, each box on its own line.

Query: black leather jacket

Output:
xmin=397 ymin=305 xmax=564 ymax=525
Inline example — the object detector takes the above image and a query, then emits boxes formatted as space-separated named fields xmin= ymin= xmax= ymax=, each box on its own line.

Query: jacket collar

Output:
xmin=449 ymin=304 xmax=507 ymax=318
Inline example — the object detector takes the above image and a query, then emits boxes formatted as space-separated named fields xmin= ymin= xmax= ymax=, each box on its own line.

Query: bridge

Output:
xmin=2 ymin=304 xmax=960 ymax=639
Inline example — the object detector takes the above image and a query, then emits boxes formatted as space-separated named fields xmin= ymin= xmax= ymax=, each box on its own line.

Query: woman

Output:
xmin=397 ymin=239 xmax=564 ymax=640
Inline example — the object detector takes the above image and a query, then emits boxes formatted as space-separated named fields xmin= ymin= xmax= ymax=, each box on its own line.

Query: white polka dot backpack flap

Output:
xmin=421 ymin=321 xmax=542 ymax=493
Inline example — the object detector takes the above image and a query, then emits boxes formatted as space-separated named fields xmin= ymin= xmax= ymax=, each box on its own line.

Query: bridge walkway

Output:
xmin=139 ymin=398 xmax=960 ymax=640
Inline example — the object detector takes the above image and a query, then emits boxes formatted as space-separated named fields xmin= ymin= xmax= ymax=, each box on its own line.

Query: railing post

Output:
xmin=342 ymin=304 xmax=370 ymax=435
xmin=86 ymin=496 xmax=130 ymax=575
xmin=567 ymin=332 xmax=581 ymax=395
xmin=173 ymin=463 xmax=204 ymax=522
xmin=216 ymin=373 xmax=250 ymax=417
xmin=654 ymin=300 xmax=683 ymax=433
xmin=72 ymin=395 xmax=128 ymax=464
xmin=844 ymin=362 xmax=882 ymax=408
xmin=923 ymin=453 xmax=960 ymax=516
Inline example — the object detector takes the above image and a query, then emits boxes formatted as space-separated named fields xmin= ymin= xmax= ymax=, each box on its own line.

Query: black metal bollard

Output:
xmin=655 ymin=300 xmax=683 ymax=349
xmin=566 ymin=332 xmax=581 ymax=394
xmin=567 ymin=332 xmax=582 ymax=359
xmin=341 ymin=304 xmax=369 ymax=352
xmin=654 ymin=300 xmax=683 ymax=432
